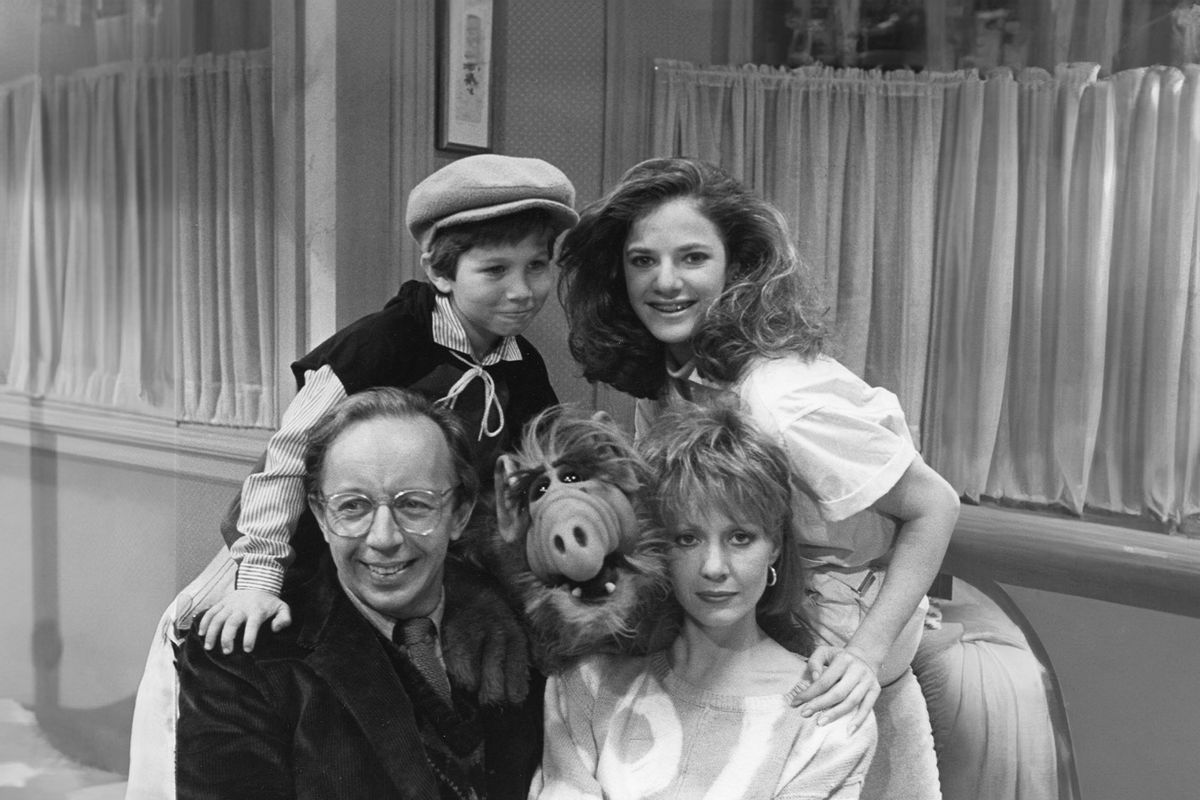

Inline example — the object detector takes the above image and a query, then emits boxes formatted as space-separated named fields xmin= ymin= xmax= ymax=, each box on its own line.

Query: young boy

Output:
xmin=199 ymin=154 xmax=578 ymax=654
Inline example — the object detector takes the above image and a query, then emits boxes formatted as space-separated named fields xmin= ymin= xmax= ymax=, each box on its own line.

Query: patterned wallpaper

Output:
xmin=494 ymin=0 xmax=606 ymax=409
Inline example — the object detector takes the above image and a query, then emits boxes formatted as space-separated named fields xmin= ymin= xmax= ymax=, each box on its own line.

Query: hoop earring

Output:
xmin=766 ymin=565 xmax=778 ymax=587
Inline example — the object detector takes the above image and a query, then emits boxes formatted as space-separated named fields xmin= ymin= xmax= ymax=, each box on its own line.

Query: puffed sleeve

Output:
xmin=778 ymin=402 xmax=917 ymax=522
xmin=741 ymin=358 xmax=917 ymax=523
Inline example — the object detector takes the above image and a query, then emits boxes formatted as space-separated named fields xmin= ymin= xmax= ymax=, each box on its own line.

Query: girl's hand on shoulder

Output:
xmin=793 ymin=645 xmax=880 ymax=733
xmin=197 ymin=589 xmax=292 ymax=655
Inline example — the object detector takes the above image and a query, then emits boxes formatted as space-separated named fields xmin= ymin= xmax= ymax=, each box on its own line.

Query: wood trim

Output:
xmin=0 ymin=394 xmax=268 ymax=482
xmin=303 ymin=0 xmax=338 ymax=349
xmin=272 ymin=0 xmax=305 ymax=417
xmin=715 ymin=0 xmax=755 ymax=65
xmin=943 ymin=504 xmax=1200 ymax=619
xmin=392 ymin=0 xmax=437 ymax=284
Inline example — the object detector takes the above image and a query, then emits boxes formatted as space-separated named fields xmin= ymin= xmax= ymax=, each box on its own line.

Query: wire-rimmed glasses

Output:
xmin=311 ymin=487 xmax=457 ymax=538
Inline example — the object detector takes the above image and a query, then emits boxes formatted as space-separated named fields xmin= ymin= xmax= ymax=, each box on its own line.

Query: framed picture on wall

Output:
xmin=437 ymin=0 xmax=494 ymax=153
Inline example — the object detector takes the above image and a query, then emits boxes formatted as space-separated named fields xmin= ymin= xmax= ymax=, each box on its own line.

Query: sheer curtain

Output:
xmin=0 ymin=77 xmax=37 ymax=388
xmin=0 ymin=49 xmax=276 ymax=428
xmin=653 ymin=60 xmax=1200 ymax=526
xmin=43 ymin=62 xmax=174 ymax=410
xmin=176 ymin=51 xmax=275 ymax=427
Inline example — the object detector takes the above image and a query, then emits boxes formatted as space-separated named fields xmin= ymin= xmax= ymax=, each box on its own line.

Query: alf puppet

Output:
xmin=462 ymin=405 xmax=669 ymax=674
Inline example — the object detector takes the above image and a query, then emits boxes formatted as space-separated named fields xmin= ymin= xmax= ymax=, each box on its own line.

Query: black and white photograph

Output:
xmin=0 ymin=1 xmax=1198 ymax=799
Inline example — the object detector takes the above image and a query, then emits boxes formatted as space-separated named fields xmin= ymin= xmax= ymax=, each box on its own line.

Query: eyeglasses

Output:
xmin=312 ymin=488 xmax=457 ymax=539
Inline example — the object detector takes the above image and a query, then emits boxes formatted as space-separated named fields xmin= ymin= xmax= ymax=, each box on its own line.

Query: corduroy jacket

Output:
xmin=175 ymin=555 xmax=542 ymax=800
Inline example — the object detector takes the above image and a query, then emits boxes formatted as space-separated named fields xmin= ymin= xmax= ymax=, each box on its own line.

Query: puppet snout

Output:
xmin=525 ymin=482 xmax=638 ymax=584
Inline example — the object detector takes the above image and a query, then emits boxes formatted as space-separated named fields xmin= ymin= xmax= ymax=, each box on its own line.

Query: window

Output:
xmin=754 ymin=0 xmax=1200 ymax=74
xmin=653 ymin=58 xmax=1200 ymax=531
xmin=0 ymin=0 xmax=279 ymax=430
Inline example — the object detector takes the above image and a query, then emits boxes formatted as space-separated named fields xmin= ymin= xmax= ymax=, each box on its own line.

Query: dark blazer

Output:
xmin=175 ymin=555 xmax=542 ymax=800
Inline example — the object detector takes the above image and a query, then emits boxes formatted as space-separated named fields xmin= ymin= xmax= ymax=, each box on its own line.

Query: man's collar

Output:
xmin=339 ymin=578 xmax=447 ymax=641
xmin=432 ymin=292 xmax=522 ymax=365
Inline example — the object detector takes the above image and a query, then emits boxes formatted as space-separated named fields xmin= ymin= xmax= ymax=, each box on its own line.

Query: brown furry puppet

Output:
xmin=458 ymin=405 xmax=670 ymax=674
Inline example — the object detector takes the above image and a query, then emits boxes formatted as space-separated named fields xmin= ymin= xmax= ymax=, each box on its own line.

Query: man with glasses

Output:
xmin=174 ymin=388 xmax=539 ymax=800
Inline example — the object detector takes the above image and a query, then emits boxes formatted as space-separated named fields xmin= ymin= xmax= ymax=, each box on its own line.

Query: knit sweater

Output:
xmin=531 ymin=652 xmax=877 ymax=800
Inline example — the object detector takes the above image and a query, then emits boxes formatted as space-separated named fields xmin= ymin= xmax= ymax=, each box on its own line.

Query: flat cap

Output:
xmin=405 ymin=154 xmax=579 ymax=250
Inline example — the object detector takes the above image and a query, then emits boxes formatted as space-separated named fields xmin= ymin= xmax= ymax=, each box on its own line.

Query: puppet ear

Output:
xmin=494 ymin=455 xmax=525 ymax=543
xmin=607 ymin=462 xmax=641 ymax=496
xmin=587 ymin=410 xmax=642 ymax=494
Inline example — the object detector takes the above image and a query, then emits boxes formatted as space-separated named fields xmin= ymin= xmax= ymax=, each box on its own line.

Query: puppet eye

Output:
xmin=527 ymin=475 xmax=551 ymax=504
xmin=556 ymin=468 xmax=584 ymax=484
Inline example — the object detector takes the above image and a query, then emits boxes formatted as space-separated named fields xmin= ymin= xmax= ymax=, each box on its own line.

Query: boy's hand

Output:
xmin=793 ymin=645 xmax=880 ymax=733
xmin=197 ymin=589 xmax=292 ymax=654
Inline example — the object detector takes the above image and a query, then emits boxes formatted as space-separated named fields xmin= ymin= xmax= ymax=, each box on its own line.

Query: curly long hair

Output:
xmin=557 ymin=157 xmax=828 ymax=399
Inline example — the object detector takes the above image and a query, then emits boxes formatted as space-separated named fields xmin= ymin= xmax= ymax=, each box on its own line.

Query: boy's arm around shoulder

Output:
xmin=231 ymin=365 xmax=349 ymax=593
xmin=203 ymin=366 xmax=349 ymax=654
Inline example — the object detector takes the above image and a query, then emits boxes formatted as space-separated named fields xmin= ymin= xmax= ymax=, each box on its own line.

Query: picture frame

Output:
xmin=437 ymin=0 xmax=494 ymax=153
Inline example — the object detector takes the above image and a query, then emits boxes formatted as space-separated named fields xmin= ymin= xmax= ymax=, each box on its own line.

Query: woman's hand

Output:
xmin=197 ymin=589 xmax=292 ymax=654
xmin=793 ymin=645 xmax=880 ymax=732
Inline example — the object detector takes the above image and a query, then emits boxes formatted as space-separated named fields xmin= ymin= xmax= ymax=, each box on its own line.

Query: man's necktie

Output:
xmin=394 ymin=617 xmax=454 ymax=704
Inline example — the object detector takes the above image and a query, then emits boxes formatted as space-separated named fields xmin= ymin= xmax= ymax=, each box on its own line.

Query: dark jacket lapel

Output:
xmin=298 ymin=561 xmax=441 ymax=800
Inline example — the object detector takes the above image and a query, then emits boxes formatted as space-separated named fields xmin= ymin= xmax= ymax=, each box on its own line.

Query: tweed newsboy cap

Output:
xmin=405 ymin=154 xmax=579 ymax=250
